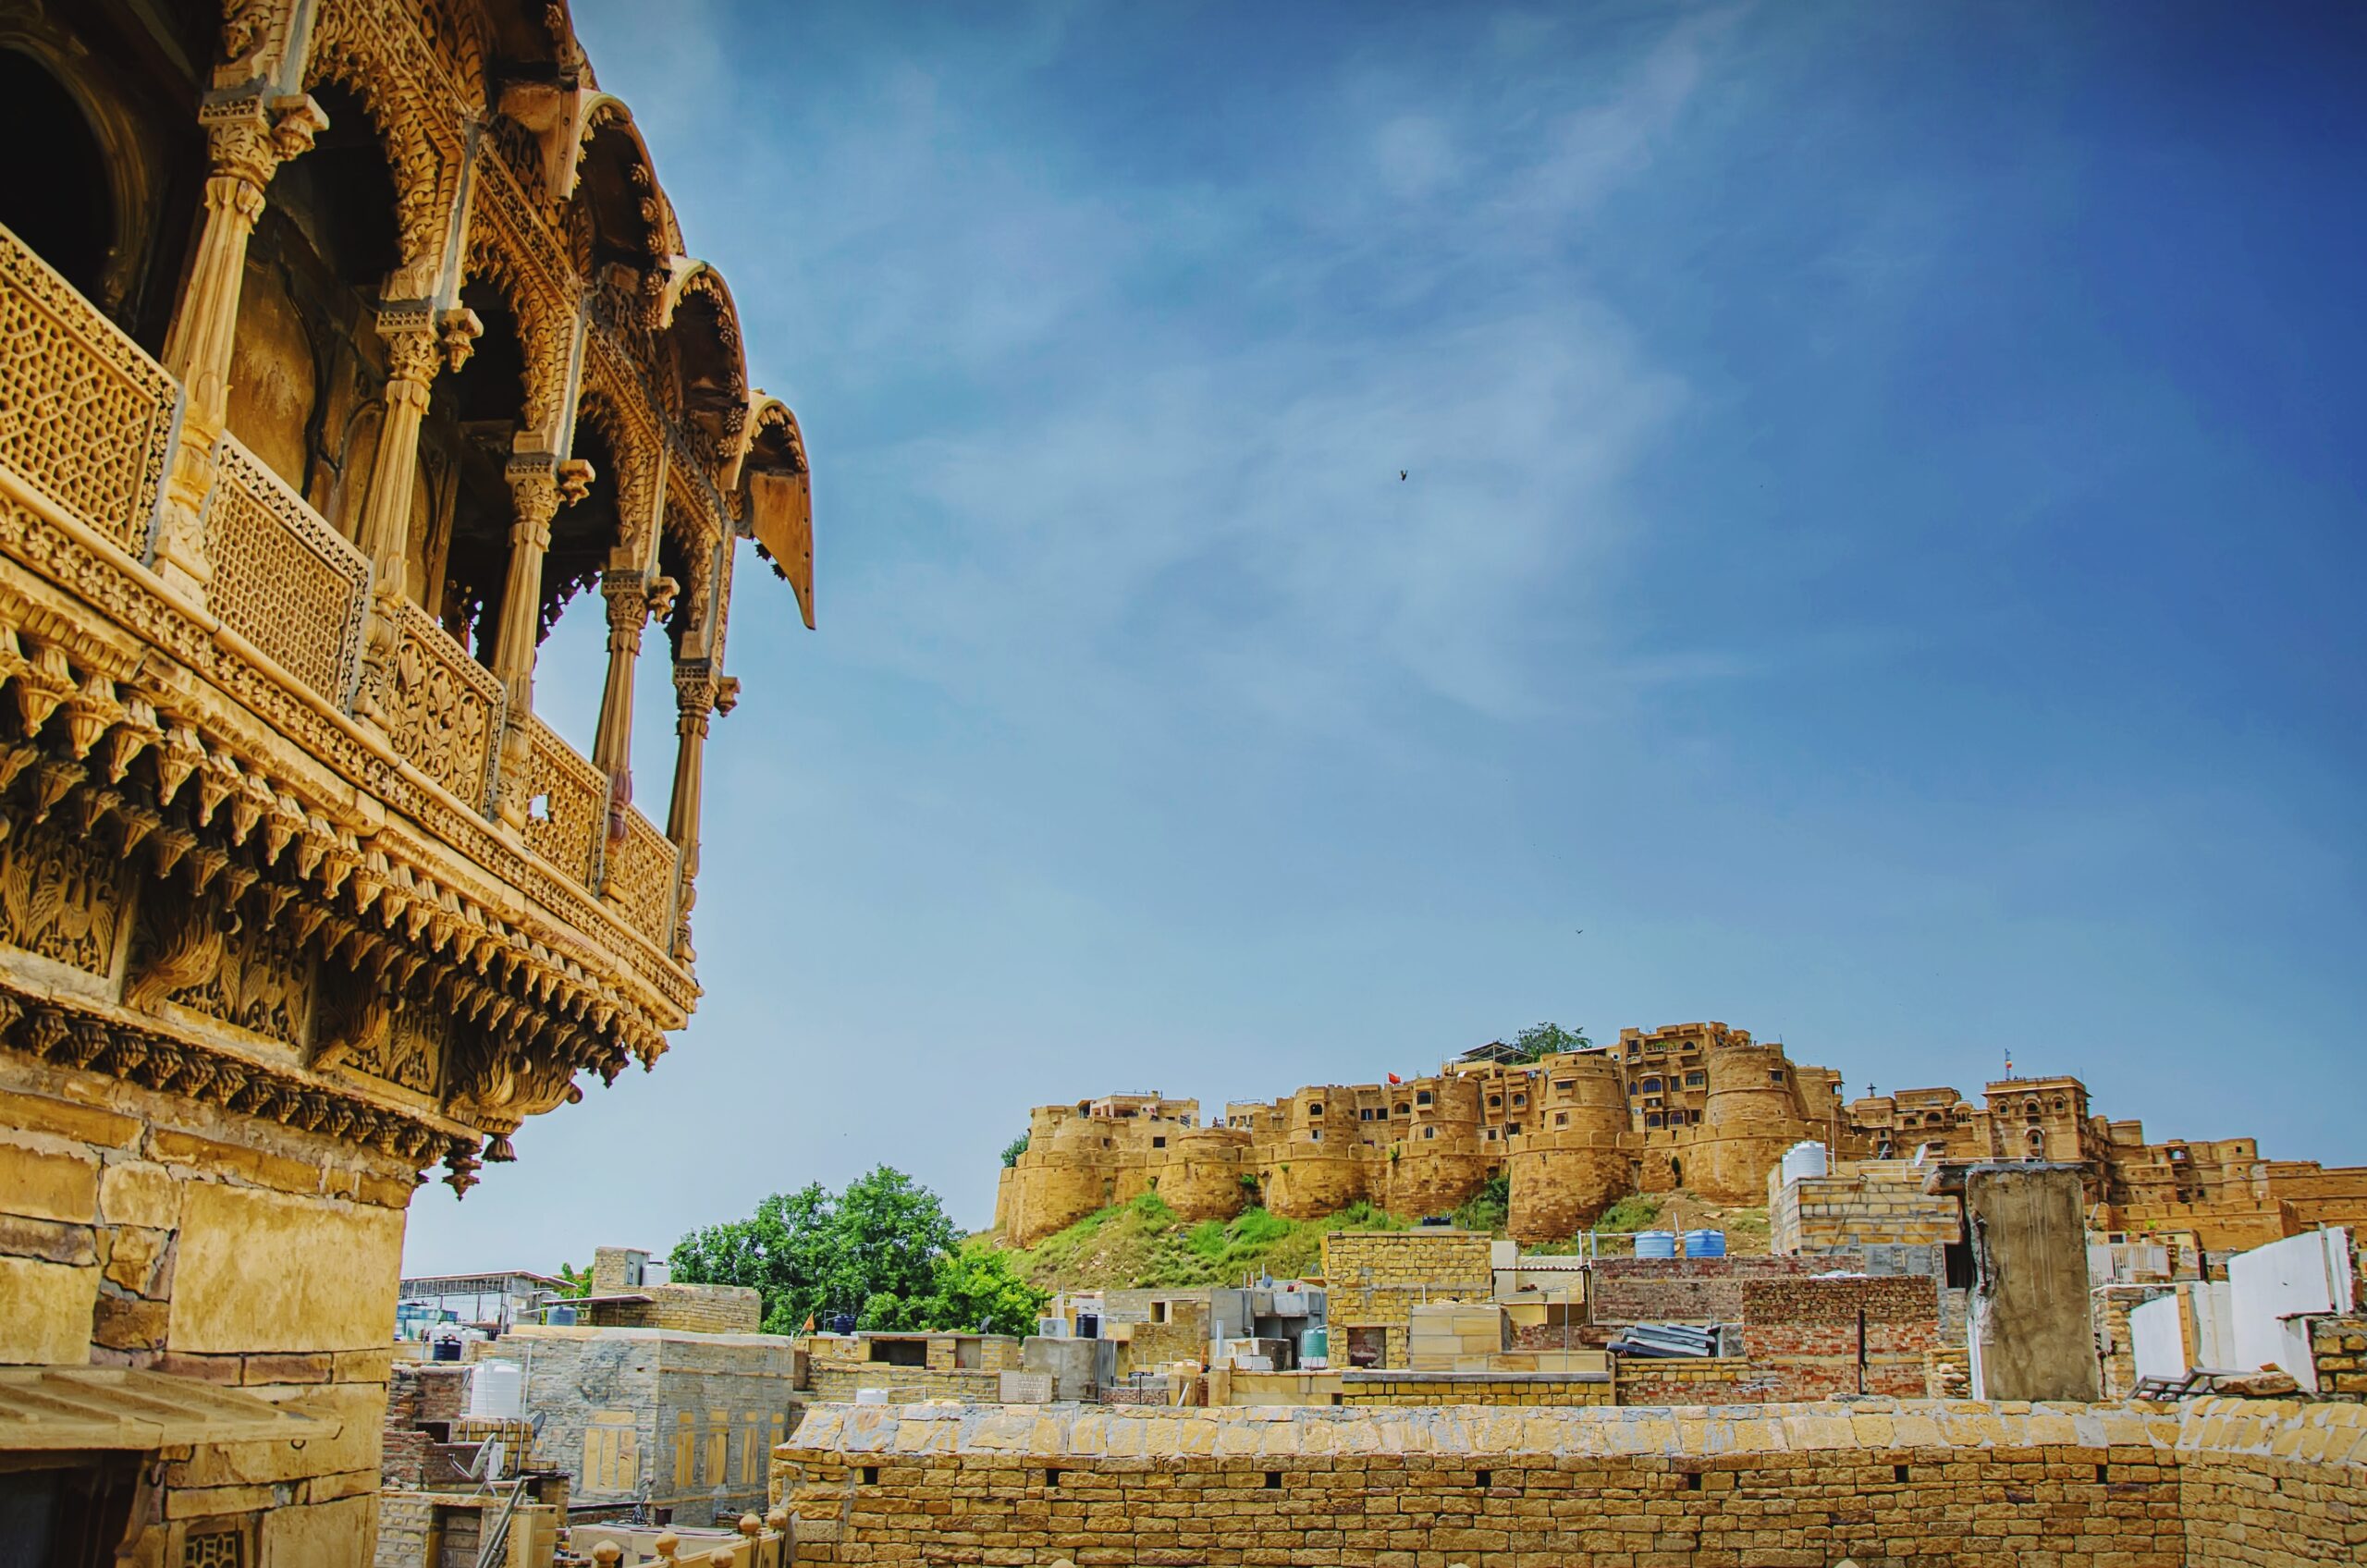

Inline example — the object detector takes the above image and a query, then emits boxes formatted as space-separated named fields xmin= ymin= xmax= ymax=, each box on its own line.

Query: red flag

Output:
xmin=1387 ymin=1072 xmax=1402 ymax=1084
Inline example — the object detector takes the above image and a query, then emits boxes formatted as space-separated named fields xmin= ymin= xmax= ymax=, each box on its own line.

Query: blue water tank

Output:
xmin=1682 ymin=1229 xmax=1726 ymax=1258
xmin=1633 ymin=1230 xmax=1678 ymax=1258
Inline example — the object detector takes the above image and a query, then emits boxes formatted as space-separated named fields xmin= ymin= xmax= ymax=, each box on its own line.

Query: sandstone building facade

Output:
xmin=0 ymin=2 xmax=805 ymax=1562
xmin=996 ymin=1023 xmax=2367 ymax=1249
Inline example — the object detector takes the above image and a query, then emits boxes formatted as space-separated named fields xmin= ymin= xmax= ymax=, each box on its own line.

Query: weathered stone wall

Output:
xmin=2 ymin=1058 xmax=412 ymax=1563
xmin=777 ymin=1398 xmax=2367 ymax=1568
xmin=1612 ymin=1356 xmax=1786 ymax=1405
xmin=1336 ymin=1371 xmax=1613 ymax=1407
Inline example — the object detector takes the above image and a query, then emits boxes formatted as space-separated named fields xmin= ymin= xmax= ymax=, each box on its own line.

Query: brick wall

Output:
xmin=778 ymin=1398 xmax=2367 ymax=1568
xmin=1122 ymin=1299 xmax=1208 ymax=1374
xmin=1588 ymin=1255 xmax=1829 ymax=1325
xmin=1770 ymin=1163 xmax=1964 ymax=1254
xmin=1735 ymin=1276 xmax=1939 ymax=1400
xmin=1320 ymin=1231 xmax=1493 ymax=1289
xmin=2311 ymin=1314 xmax=2367 ymax=1403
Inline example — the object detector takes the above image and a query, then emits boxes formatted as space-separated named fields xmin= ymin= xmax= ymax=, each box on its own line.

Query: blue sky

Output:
xmin=406 ymin=1 xmax=2366 ymax=1273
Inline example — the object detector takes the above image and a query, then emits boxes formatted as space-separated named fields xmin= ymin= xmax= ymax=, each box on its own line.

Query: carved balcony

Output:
xmin=0 ymin=220 xmax=693 ymax=1192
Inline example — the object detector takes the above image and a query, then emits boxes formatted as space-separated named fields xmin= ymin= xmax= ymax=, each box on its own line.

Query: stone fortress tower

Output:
xmin=997 ymin=1021 xmax=2367 ymax=1251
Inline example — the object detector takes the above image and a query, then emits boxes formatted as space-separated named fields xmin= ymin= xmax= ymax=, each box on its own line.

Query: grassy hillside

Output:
xmin=1007 ymin=1194 xmax=1407 ymax=1292
xmin=1000 ymin=1188 xmax=1775 ymax=1291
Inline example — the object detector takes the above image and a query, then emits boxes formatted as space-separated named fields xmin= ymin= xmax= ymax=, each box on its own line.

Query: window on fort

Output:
xmin=1554 ymin=1112 xmax=1569 ymax=1128
xmin=1770 ymin=1070 xmax=1786 ymax=1084
xmin=1489 ymin=1096 xmax=1501 ymax=1109
xmin=1152 ymin=1136 xmax=1165 ymax=1148
xmin=1360 ymin=1109 xmax=1372 ymax=1121
xmin=1310 ymin=1130 xmax=1321 ymax=1142
xmin=1646 ymin=1114 xmax=1662 ymax=1128
xmin=1554 ymin=1080 xmax=1575 ymax=1094
xmin=1395 ymin=1103 xmax=1408 ymax=1116
xmin=1512 ymin=1094 xmax=1526 ymax=1107
xmin=1308 ymin=1104 xmax=1323 ymax=1116
xmin=1641 ymin=1077 xmax=1660 ymax=1092
xmin=1508 ymin=1122 xmax=1522 ymax=1136
xmin=0 ymin=52 xmax=113 ymax=308
xmin=1422 ymin=1126 xmax=1435 ymax=1140
xmin=1416 ymin=1090 xmax=1432 ymax=1107
xmin=1485 ymin=1129 xmax=1497 ymax=1141
xmin=1686 ymin=1072 xmax=1705 ymax=1087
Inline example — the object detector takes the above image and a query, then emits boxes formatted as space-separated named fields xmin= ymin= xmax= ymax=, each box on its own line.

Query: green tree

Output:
xmin=862 ymin=1243 xmax=1049 ymax=1336
xmin=1507 ymin=1022 xmax=1592 ymax=1063
xmin=553 ymin=1263 xmax=595 ymax=1299
xmin=669 ymin=1165 xmax=969 ymax=1336
xmin=1000 ymin=1134 xmax=1030 ymax=1168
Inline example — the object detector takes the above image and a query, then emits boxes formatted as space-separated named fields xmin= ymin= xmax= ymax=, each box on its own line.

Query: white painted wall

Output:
xmin=2226 ymin=1228 xmax=2352 ymax=1390
xmin=2129 ymin=1293 xmax=2187 ymax=1382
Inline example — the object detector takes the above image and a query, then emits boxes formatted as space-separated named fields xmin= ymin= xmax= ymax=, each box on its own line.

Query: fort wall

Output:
xmin=777 ymin=1397 xmax=2367 ymax=1568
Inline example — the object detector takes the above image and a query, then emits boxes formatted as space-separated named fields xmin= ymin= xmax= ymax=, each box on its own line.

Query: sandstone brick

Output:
xmin=98 ymin=1158 xmax=181 ymax=1229
xmin=0 ymin=1138 xmax=100 ymax=1224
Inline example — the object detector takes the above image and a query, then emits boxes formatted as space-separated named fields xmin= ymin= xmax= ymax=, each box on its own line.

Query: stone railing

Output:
xmin=0 ymin=221 xmax=177 ymax=558
xmin=366 ymin=598 xmax=506 ymax=810
xmin=521 ymin=712 xmax=609 ymax=887
xmin=205 ymin=435 xmax=373 ymax=706
xmin=607 ymin=804 xmax=681 ymax=948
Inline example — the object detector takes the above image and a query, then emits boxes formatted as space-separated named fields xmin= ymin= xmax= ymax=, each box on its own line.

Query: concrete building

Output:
xmin=399 ymin=1268 xmax=566 ymax=1337
xmin=469 ymin=1325 xmax=800 ymax=1530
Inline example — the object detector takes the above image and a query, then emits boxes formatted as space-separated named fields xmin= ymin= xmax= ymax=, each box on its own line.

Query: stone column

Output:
xmin=352 ymin=325 xmax=444 ymax=603
xmin=153 ymin=93 xmax=326 ymax=599
xmin=665 ymin=669 xmax=734 ymax=962
xmin=590 ymin=568 xmax=648 ymax=824
xmin=490 ymin=459 xmax=561 ymax=704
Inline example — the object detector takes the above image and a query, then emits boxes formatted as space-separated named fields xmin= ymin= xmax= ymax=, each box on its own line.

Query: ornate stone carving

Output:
xmin=129 ymin=886 xmax=313 ymax=1047
xmin=203 ymin=436 xmax=373 ymax=704
xmin=363 ymin=600 xmax=506 ymax=809
xmin=0 ymin=224 xmax=178 ymax=557
xmin=0 ymin=818 xmax=127 ymax=976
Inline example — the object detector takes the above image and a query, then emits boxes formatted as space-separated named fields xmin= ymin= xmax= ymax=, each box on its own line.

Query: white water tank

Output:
xmin=466 ymin=1361 xmax=522 ymax=1421
xmin=1780 ymin=1141 xmax=1830 ymax=1186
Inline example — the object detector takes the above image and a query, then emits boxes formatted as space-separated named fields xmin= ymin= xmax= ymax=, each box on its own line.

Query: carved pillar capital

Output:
xmin=504 ymin=459 xmax=560 ymax=549
xmin=381 ymin=324 xmax=443 ymax=398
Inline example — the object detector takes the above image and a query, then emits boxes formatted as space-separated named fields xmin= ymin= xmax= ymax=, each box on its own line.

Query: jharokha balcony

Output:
xmin=0 ymin=4 xmax=811 ymax=1198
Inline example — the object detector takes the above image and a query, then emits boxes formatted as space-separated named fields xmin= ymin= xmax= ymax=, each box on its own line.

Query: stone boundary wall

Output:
xmin=1336 ymin=1371 xmax=1613 ymax=1408
xmin=806 ymin=1365 xmax=1006 ymax=1404
xmin=777 ymin=1398 xmax=2367 ymax=1568
xmin=1612 ymin=1357 xmax=1786 ymax=1406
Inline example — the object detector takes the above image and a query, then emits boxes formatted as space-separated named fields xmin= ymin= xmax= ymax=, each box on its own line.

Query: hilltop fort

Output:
xmin=995 ymin=1021 xmax=2367 ymax=1248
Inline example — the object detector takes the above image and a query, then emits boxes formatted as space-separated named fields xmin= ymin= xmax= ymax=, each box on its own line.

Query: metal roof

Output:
xmin=0 ymin=1367 xmax=340 ymax=1452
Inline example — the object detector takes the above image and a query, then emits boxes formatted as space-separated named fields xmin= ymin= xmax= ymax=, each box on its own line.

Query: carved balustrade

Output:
xmin=0 ymin=220 xmax=177 ymax=558
xmin=520 ymin=712 xmax=609 ymax=888
xmin=204 ymin=435 xmax=373 ymax=706
xmin=365 ymin=599 xmax=508 ymax=812
xmin=607 ymin=805 xmax=683 ymax=950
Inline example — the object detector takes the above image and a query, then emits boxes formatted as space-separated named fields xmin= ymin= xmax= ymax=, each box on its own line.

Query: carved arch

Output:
xmin=563 ymin=93 xmax=683 ymax=263
xmin=304 ymin=1 xmax=459 ymax=295
xmin=572 ymin=386 xmax=655 ymax=558
xmin=732 ymin=396 xmax=812 ymax=630
xmin=655 ymin=260 xmax=749 ymax=463
xmin=461 ymin=222 xmax=569 ymax=437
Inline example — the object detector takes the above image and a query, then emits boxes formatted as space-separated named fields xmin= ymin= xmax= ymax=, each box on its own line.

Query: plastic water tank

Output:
xmin=1682 ymin=1229 xmax=1726 ymax=1258
xmin=1780 ymin=1140 xmax=1830 ymax=1186
xmin=1300 ymin=1327 xmax=1330 ymax=1363
xmin=467 ymin=1361 xmax=522 ymax=1421
xmin=1633 ymin=1230 xmax=1678 ymax=1258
